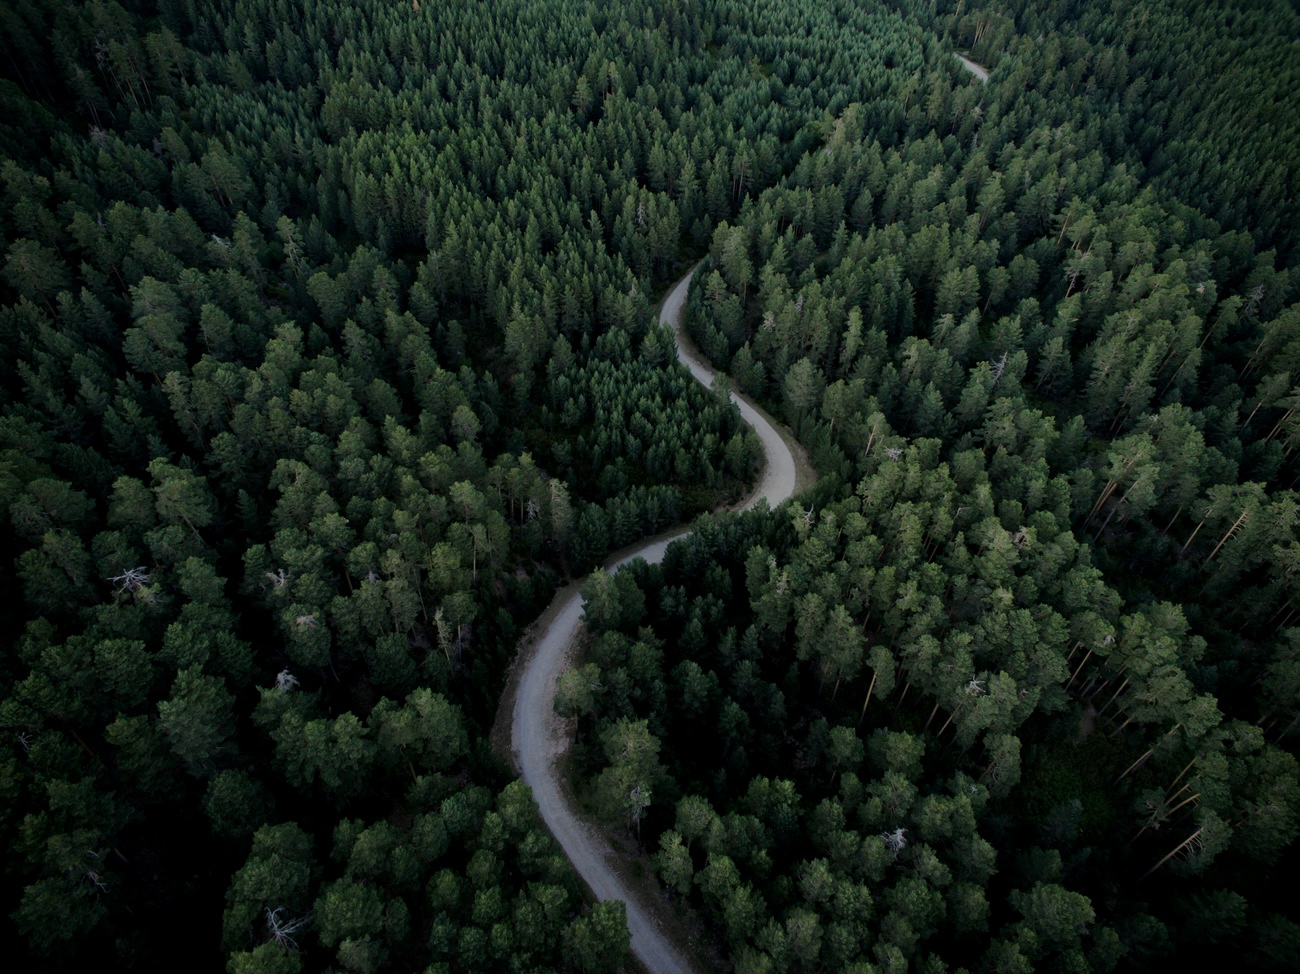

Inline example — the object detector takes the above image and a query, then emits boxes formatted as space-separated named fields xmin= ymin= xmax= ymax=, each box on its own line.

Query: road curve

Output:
xmin=508 ymin=265 xmax=801 ymax=974
xmin=956 ymin=53 xmax=989 ymax=83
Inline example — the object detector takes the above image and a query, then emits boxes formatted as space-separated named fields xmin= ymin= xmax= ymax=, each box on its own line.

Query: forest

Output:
xmin=0 ymin=0 xmax=1297 ymax=972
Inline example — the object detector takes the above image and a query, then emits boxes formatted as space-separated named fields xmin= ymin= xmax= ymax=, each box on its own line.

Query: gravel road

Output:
xmin=957 ymin=53 xmax=989 ymax=82
xmin=508 ymin=264 xmax=801 ymax=974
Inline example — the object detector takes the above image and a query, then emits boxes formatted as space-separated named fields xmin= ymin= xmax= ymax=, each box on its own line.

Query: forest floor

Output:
xmin=493 ymin=264 xmax=812 ymax=973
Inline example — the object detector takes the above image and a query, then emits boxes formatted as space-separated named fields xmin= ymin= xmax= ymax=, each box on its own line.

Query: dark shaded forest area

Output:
xmin=0 ymin=0 xmax=1297 ymax=972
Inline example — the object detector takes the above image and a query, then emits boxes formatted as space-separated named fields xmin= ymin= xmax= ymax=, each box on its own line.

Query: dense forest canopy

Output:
xmin=0 ymin=0 xmax=1297 ymax=972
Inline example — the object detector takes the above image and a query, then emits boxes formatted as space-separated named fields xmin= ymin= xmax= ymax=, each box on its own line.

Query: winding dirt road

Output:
xmin=956 ymin=53 xmax=989 ymax=83
xmin=506 ymin=266 xmax=803 ymax=973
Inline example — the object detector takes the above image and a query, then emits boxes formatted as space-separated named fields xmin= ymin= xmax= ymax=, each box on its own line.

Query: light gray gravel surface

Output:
xmin=957 ymin=53 xmax=989 ymax=82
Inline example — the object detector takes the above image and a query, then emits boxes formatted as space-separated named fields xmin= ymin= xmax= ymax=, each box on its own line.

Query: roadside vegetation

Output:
xmin=0 ymin=0 xmax=1296 ymax=971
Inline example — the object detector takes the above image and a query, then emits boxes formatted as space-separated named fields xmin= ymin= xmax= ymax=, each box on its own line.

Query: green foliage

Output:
xmin=204 ymin=769 xmax=272 ymax=840
xmin=222 ymin=823 xmax=318 ymax=954
xmin=1 ymin=0 xmax=1297 ymax=969
xmin=156 ymin=666 xmax=236 ymax=778
xmin=564 ymin=900 xmax=631 ymax=974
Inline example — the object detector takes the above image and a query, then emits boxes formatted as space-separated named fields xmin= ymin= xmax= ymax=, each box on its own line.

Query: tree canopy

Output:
xmin=1 ymin=0 xmax=1298 ymax=971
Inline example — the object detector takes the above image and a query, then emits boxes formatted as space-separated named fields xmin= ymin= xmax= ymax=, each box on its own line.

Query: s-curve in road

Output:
xmin=507 ymin=263 xmax=804 ymax=974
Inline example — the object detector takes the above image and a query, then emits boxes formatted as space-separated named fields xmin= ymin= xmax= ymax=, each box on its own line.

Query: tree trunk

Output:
xmin=1165 ymin=757 xmax=1197 ymax=798
xmin=1095 ymin=676 xmax=1130 ymax=721
xmin=1065 ymin=645 xmax=1095 ymax=690
xmin=1141 ymin=827 xmax=1204 ymax=881
xmin=1181 ymin=516 xmax=1210 ymax=555
xmin=937 ymin=703 xmax=963 ymax=739
xmin=858 ymin=670 xmax=877 ymax=726
xmin=1094 ymin=476 xmax=1145 ymax=541
xmin=1115 ymin=746 xmax=1155 ymax=785
xmin=1265 ymin=406 xmax=1295 ymax=443
xmin=1205 ymin=509 xmax=1250 ymax=563
xmin=924 ymin=701 xmax=941 ymax=732
xmin=896 ymin=680 xmax=911 ymax=708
